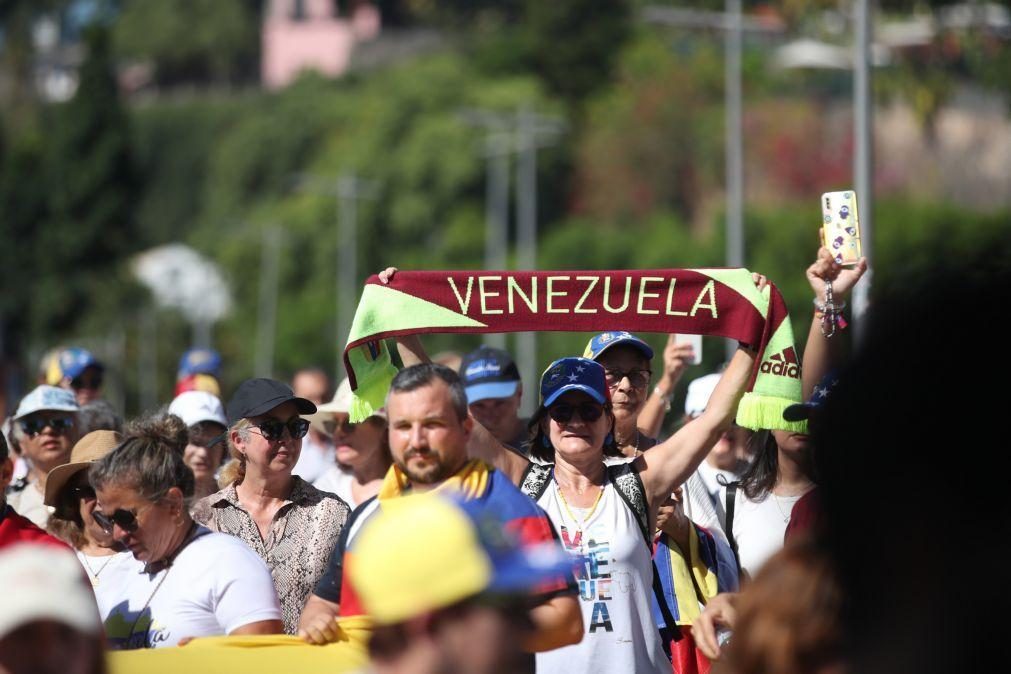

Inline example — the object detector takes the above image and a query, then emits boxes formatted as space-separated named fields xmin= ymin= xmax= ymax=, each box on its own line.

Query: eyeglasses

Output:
xmin=93 ymin=502 xmax=154 ymax=534
xmin=249 ymin=417 xmax=310 ymax=442
xmin=19 ymin=416 xmax=75 ymax=437
xmin=323 ymin=418 xmax=357 ymax=436
xmin=603 ymin=368 xmax=651 ymax=389
xmin=547 ymin=402 xmax=605 ymax=424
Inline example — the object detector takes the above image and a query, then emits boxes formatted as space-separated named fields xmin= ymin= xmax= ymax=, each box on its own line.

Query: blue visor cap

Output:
xmin=178 ymin=348 xmax=223 ymax=378
xmin=540 ymin=357 xmax=609 ymax=407
xmin=583 ymin=331 xmax=654 ymax=361
xmin=461 ymin=347 xmax=521 ymax=403
xmin=58 ymin=348 xmax=103 ymax=380
xmin=453 ymin=495 xmax=575 ymax=594
xmin=783 ymin=372 xmax=840 ymax=422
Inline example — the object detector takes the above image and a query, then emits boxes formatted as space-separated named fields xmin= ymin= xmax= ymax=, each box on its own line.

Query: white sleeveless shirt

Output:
xmin=535 ymin=478 xmax=669 ymax=674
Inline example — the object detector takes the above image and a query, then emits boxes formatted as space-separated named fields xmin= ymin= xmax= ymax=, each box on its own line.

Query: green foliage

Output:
xmin=38 ymin=26 xmax=139 ymax=331
xmin=113 ymin=0 xmax=259 ymax=85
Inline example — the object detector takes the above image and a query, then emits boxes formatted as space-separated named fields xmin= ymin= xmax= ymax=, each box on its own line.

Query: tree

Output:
xmin=33 ymin=24 xmax=139 ymax=339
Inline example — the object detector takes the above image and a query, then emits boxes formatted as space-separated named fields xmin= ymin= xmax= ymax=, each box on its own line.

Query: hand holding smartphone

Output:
xmin=820 ymin=190 xmax=862 ymax=266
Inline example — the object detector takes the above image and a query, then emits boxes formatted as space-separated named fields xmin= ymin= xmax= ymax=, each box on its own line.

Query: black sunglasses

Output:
xmin=71 ymin=374 xmax=103 ymax=390
xmin=93 ymin=505 xmax=150 ymax=534
xmin=547 ymin=402 xmax=605 ymax=424
xmin=250 ymin=417 xmax=310 ymax=442
xmin=19 ymin=416 xmax=75 ymax=437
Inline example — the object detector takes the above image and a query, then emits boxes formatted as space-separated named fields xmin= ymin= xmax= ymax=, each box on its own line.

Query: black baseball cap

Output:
xmin=460 ymin=346 xmax=521 ymax=403
xmin=226 ymin=378 xmax=317 ymax=424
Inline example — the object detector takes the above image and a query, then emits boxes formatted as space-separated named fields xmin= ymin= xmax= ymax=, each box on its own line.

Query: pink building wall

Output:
xmin=262 ymin=0 xmax=380 ymax=90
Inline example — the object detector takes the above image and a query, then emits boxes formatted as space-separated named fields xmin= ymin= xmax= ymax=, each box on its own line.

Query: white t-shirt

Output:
xmin=5 ymin=479 xmax=49 ymax=528
xmin=103 ymin=527 xmax=281 ymax=649
xmin=535 ymin=480 xmax=669 ymax=674
xmin=312 ymin=466 xmax=356 ymax=509
xmin=77 ymin=550 xmax=144 ymax=622
xmin=292 ymin=434 xmax=335 ymax=484
xmin=725 ymin=489 xmax=804 ymax=579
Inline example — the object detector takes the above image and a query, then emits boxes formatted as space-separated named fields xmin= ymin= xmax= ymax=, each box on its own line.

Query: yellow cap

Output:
xmin=349 ymin=494 xmax=492 ymax=624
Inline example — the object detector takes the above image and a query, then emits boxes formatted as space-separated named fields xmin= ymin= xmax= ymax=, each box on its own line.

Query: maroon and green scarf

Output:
xmin=342 ymin=269 xmax=805 ymax=432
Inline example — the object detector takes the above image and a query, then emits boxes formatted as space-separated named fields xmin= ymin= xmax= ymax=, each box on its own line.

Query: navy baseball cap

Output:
xmin=227 ymin=378 xmax=317 ymax=424
xmin=583 ymin=331 xmax=654 ymax=361
xmin=783 ymin=372 xmax=840 ymax=422
xmin=460 ymin=347 xmax=521 ymax=403
xmin=539 ymin=357 xmax=609 ymax=407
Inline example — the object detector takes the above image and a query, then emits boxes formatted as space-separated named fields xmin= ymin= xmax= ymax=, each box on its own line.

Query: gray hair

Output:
xmin=78 ymin=399 xmax=123 ymax=435
xmin=90 ymin=413 xmax=194 ymax=502
xmin=388 ymin=363 xmax=468 ymax=421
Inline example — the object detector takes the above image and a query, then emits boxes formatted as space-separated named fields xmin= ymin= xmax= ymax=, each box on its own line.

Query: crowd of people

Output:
xmin=2 ymin=242 xmax=993 ymax=674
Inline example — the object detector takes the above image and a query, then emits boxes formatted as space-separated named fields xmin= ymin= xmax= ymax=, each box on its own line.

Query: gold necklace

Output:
xmin=555 ymin=480 xmax=605 ymax=529
xmin=78 ymin=551 xmax=114 ymax=587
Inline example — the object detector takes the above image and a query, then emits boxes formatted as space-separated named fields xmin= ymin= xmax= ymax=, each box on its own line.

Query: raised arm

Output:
xmin=637 ymin=334 xmax=694 ymax=439
xmin=636 ymin=345 xmax=756 ymax=512
xmin=802 ymin=248 xmax=867 ymax=398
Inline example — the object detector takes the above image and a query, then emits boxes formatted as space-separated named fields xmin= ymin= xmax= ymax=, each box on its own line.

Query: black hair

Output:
xmin=388 ymin=363 xmax=468 ymax=421
xmin=812 ymin=242 xmax=1011 ymax=674
xmin=737 ymin=430 xmax=779 ymax=500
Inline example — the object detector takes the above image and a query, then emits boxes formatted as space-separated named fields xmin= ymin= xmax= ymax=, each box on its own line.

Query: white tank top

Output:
xmin=535 ymin=478 xmax=669 ymax=674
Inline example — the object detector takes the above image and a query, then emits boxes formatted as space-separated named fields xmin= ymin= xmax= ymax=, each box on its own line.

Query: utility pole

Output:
xmin=255 ymin=225 xmax=281 ymax=378
xmin=641 ymin=4 xmax=783 ymax=362
xmin=459 ymin=109 xmax=513 ymax=350
xmin=138 ymin=308 xmax=158 ymax=412
xmin=852 ymin=0 xmax=874 ymax=342
xmin=337 ymin=172 xmax=378 ymax=376
xmin=724 ymin=0 xmax=744 ymax=361
xmin=295 ymin=172 xmax=377 ymax=376
xmin=515 ymin=105 xmax=565 ymax=416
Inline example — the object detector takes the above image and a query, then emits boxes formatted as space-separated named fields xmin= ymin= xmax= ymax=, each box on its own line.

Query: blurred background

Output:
xmin=1 ymin=0 xmax=1008 ymax=418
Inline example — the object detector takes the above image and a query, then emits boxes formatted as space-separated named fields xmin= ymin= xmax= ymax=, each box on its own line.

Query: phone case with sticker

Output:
xmin=820 ymin=190 xmax=862 ymax=266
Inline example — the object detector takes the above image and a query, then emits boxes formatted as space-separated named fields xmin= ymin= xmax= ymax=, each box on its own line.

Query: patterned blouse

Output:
xmin=191 ymin=477 xmax=350 ymax=634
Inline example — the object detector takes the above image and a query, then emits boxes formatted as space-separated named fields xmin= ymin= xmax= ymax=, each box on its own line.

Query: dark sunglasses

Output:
xmin=93 ymin=506 xmax=147 ymax=534
xmin=547 ymin=402 xmax=605 ymax=424
xmin=19 ymin=416 xmax=75 ymax=437
xmin=250 ymin=417 xmax=310 ymax=442
xmin=603 ymin=368 xmax=652 ymax=389
xmin=71 ymin=374 xmax=103 ymax=390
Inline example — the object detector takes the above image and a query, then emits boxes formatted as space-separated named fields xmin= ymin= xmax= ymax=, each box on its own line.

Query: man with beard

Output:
xmin=298 ymin=364 xmax=581 ymax=661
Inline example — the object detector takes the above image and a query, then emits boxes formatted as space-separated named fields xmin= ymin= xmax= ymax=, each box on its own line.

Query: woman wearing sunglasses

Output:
xmin=6 ymin=385 xmax=81 ymax=528
xmin=191 ymin=378 xmax=351 ymax=635
xmin=91 ymin=414 xmax=283 ymax=649
xmin=44 ymin=430 xmax=141 ymax=621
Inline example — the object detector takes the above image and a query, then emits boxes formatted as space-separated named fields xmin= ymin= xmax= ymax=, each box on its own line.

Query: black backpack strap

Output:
xmin=519 ymin=463 xmax=553 ymax=502
xmin=724 ymin=481 xmax=742 ymax=573
xmin=607 ymin=462 xmax=650 ymax=547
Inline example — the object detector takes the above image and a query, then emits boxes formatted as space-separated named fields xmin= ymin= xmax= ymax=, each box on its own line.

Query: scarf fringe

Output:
xmin=736 ymin=392 xmax=809 ymax=433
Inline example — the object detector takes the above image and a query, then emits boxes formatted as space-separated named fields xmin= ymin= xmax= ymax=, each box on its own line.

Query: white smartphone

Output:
xmin=680 ymin=333 xmax=703 ymax=365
